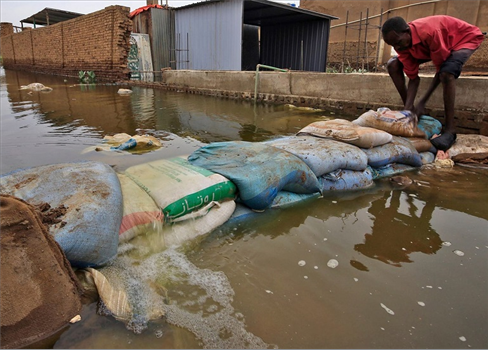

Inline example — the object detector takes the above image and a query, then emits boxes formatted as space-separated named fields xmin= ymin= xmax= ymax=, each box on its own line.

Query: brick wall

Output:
xmin=1 ymin=6 xmax=132 ymax=82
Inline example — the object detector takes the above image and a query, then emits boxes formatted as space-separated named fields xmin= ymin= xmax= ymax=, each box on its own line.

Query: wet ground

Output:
xmin=1 ymin=67 xmax=487 ymax=349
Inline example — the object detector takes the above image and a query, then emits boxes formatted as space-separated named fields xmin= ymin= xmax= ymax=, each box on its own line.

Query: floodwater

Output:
xmin=1 ymin=67 xmax=487 ymax=349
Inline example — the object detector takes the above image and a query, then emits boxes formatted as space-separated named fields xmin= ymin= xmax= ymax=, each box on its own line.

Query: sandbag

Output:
xmin=263 ymin=135 xmax=368 ymax=176
xmin=78 ymin=199 xmax=236 ymax=331
xmin=270 ymin=191 xmax=322 ymax=208
xmin=188 ymin=141 xmax=321 ymax=211
xmin=117 ymin=174 xmax=163 ymax=243
xmin=452 ymin=152 xmax=488 ymax=166
xmin=446 ymin=134 xmax=488 ymax=157
xmin=1 ymin=195 xmax=82 ymax=349
xmin=370 ymin=163 xmax=417 ymax=180
xmin=417 ymin=115 xmax=442 ymax=139
xmin=104 ymin=133 xmax=162 ymax=152
xmin=19 ymin=82 xmax=53 ymax=92
xmin=420 ymin=152 xmax=436 ymax=164
xmin=361 ymin=136 xmax=423 ymax=168
xmin=297 ymin=118 xmax=392 ymax=148
xmin=124 ymin=157 xmax=236 ymax=222
xmin=353 ymin=108 xmax=426 ymax=138
xmin=319 ymin=167 xmax=374 ymax=191
xmin=0 ymin=162 xmax=123 ymax=268
xmin=406 ymin=137 xmax=435 ymax=153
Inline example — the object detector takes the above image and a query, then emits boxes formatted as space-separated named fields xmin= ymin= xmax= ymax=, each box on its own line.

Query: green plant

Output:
xmin=79 ymin=70 xmax=96 ymax=84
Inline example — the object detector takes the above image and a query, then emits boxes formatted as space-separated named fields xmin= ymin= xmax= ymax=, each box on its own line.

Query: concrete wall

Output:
xmin=300 ymin=0 xmax=488 ymax=71
xmin=146 ymin=70 xmax=487 ymax=135
xmin=0 ymin=6 xmax=132 ymax=81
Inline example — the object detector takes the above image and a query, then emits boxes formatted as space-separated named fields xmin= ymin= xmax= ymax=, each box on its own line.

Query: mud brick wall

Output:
xmin=1 ymin=6 xmax=132 ymax=82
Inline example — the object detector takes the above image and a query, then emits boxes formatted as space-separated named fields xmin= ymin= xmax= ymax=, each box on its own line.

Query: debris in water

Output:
xmin=380 ymin=303 xmax=395 ymax=315
xmin=442 ymin=241 xmax=452 ymax=247
xmin=453 ymin=250 xmax=465 ymax=257
xmin=327 ymin=259 xmax=339 ymax=268
xmin=69 ymin=315 xmax=81 ymax=324
xmin=265 ymin=290 xmax=273 ymax=294
xmin=459 ymin=336 xmax=467 ymax=342
xmin=298 ymin=260 xmax=306 ymax=266
xmin=417 ymin=301 xmax=425 ymax=307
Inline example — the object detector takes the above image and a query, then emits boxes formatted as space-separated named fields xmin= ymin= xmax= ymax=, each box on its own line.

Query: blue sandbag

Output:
xmin=0 ymin=162 xmax=122 ymax=268
xmin=319 ymin=167 xmax=374 ymax=191
xmin=370 ymin=163 xmax=417 ymax=180
xmin=362 ymin=136 xmax=423 ymax=168
xmin=263 ymin=135 xmax=368 ymax=176
xmin=270 ymin=191 xmax=321 ymax=208
xmin=111 ymin=138 xmax=137 ymax=150
xmin=188 ymin=141 xmax=321 ymax=210
xmin=420 ymin=152 xmax=435 ymax=164
xmin=418 ymin=115 xmax=442 ymax=139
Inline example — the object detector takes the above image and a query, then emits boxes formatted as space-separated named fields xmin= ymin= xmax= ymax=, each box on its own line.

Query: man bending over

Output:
xmin=382 ymin=15 xmax=484 ymax=151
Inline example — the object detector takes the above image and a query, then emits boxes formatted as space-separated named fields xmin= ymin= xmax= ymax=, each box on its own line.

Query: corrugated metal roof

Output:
xmin=243 ymin=0 xmax=337 ymax=26
xmin=177 ymin=0 xmax=338 ymax=25
xmin=20 ymin=8 xmax=83 ymax=26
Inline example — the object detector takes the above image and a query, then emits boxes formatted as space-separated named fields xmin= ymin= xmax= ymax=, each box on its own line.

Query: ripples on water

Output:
xmin=1 ymin=68 xmax=487 ymax=349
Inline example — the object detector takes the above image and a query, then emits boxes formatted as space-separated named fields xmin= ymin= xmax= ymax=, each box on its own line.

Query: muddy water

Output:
xmin=1 ymin=68 xmax=487 ymax=349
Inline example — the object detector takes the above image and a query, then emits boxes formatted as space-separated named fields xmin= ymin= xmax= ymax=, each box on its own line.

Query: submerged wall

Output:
xmin=1 ymin=6 xmax=132 ymax=81
xmin=133 ymin=70 xmax=488 ymax=135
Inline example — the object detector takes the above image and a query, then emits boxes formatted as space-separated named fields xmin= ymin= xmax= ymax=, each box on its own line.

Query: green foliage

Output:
xmin=79 ymin=70 xmax=96 ymax=84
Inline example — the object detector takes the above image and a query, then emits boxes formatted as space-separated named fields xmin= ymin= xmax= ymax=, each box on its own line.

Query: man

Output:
xmin=381 ymin=15 xmax=484 ymax=151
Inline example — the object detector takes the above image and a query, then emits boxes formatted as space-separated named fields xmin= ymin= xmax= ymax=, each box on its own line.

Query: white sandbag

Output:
xmin=263 ymin=135 xmax=368 ymax=176
xmin=353 ymin=108 xmax=426 ymax=138
xmin=117 ymin=174 xmax=163 ymax=243
xmin=297 ymin=119 xmax=392 ymax=148
xmin=79 ymin=199 xmax=236 ymax=330
xmin=447 ymin=134 xmax=488 ymax=157
xmin=124 ymin=157 xmax=236 ymax=222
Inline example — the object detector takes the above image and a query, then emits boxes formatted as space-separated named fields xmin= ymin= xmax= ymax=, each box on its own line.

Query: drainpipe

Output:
xmin=254 ymin=64 xmax=289 ymax=103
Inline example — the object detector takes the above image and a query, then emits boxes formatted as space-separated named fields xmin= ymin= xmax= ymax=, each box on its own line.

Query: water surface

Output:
xmin=1 ymin=68 xmax=487 ymax=349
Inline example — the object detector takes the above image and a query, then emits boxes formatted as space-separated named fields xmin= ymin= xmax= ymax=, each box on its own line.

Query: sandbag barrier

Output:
xmin=3 ymin=108 xmax=487 ymax=333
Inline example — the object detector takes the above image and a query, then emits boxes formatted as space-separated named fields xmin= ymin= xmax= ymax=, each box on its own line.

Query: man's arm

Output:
xmin=414 ymin=73 xmax=441 ymax=116
xmin=405 ymin=76 xmax=420 ymax=111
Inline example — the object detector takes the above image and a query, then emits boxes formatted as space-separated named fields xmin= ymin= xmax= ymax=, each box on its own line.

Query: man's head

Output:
xmin=382 ymin=17 xmax=412 ymax=52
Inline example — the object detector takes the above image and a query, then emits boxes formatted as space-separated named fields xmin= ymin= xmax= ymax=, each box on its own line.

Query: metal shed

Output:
xmin=20 ymin=8 xmax=83 ymax=28
xmin=132 ymin=7 xmax=176 ymax=72
xmin=174 ymin=0 xmax=337 ymax=72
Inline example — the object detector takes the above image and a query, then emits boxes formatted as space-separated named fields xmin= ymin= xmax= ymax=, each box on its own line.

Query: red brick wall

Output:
xmin=1 ymin=6 xmax=132 ymax=82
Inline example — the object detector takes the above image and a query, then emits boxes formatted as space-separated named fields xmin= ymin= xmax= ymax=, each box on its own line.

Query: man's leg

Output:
xmin=440 ymin=71 xmax=456 ymax=133
xmin=431 ymin=49 xmax=476 ymax=151
xmin=386 ymin=57 xmax=407 ymax=105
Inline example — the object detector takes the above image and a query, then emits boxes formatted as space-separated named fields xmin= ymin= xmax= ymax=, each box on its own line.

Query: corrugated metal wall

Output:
xmin=260 ymin=20 xmax=329 ymax=72
xmin=174 ymin=1 xmax=243 ymax=70
xmin=150 ymin=8 xmax=175 ymax=70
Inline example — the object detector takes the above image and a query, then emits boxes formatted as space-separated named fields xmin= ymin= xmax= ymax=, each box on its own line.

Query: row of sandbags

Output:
xmin=1 ymin=111 xmax=487 ymax=334
xmin=0 ymin=110 xmax=475 ymax=268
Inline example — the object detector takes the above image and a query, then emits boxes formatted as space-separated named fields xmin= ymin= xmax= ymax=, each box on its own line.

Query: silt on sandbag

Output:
xmin=0 ymin=162 xmax=123 ymax=268
xmin=319 ymin=167 xmax=375 ymax=192
xmin=361 ymin=136 xmax=423 ymax=168
xmin=263 ymin=135 xmax=368 ymax=176
xmin=188 ymin=141 xmax=321 ymax=211
xmin=297 ymin=118 xmax=393 ymax=149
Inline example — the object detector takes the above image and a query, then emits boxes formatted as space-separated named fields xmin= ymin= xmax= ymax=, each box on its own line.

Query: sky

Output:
xmin=1 ymin=0 xmax=300 ymax=27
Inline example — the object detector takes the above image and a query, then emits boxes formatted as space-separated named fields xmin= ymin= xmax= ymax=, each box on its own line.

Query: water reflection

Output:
xmin=2 ymin=67 xmax=487 ymax=349
xmin=355 ymin=190 xmax=442 ymax=267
